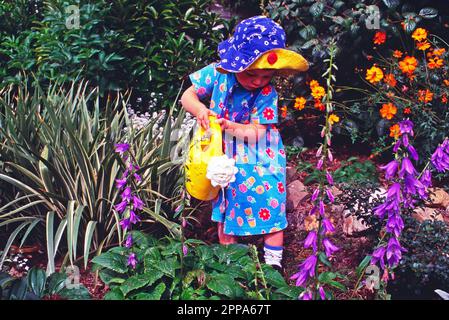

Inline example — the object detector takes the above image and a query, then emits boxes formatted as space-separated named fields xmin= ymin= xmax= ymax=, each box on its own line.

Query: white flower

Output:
xmin=206 ymin=155 xmax=238 ymax=188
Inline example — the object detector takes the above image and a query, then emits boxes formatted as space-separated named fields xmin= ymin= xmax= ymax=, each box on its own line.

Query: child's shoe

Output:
xmin=263 ymin=244 xmax=283 ymax=273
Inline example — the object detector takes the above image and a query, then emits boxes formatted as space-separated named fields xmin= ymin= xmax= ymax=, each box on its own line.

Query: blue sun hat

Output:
xmin=215 ymin=15 xmax=309 ymax=75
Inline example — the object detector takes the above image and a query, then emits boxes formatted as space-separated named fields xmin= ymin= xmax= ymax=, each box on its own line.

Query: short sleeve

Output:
xmin=188 ymin=63 xmax=217 ymax=100
xmin=249 ymin=85 xmax=278 ymax=125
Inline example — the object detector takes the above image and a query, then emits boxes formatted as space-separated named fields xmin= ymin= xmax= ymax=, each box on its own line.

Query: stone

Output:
xmin=286 ymin=180 xmax=308 ymax=212
xmin=412 ymin=207 xmax=444 ymax=223
xmin=342 ymin=187 xmax=386 ymax=236
xmin=426 ymin=188 xmax=449 ymax=208
xmin=286 ymin=166 xmax=297 ymax=182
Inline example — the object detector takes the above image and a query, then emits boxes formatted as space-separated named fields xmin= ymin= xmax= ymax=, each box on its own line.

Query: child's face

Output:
xmin=235 ymin=69 xmax=275 ymax=91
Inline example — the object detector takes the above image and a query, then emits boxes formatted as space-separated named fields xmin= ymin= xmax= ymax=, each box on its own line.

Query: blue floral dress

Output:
xmin=189 ymin=63 xmax=287 ymax=236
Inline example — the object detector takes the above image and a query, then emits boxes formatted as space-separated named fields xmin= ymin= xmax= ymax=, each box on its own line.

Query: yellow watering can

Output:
xmin=185 ymin=115 xmax=223 ymax=201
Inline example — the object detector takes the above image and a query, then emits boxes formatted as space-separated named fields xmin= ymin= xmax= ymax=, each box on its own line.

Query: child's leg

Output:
xmin=217 ymin=222 xmax=237 ymax=245
xmin=263 ymin=231 xmax=284 ymax=268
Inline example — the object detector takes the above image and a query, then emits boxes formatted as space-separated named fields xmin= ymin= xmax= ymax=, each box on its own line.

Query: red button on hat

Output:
xmin=267 ymin=52 xmax=278 ymax=65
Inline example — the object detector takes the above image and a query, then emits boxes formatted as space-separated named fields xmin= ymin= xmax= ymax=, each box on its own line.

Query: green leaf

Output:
xmin=46 ymin=272 xmax=67 ymax=295
xmin=27 ymin=268 xmax=47 ymax=298
xmin=274 ymin=286 xmax=304 ymax=299
xmin=59 ymin=285 xmax=91 ymax=300
xmin=120 ymin=274 xmax=151 ymax=296
xmin=299 ymin=26 xmax=317 ymax=41
xmin=356 ymin=255 xmax=372 ymax=276
xmin=104 ymin=287 xmax=125 ymax=300
xmin=261 ymin=264 xmax=287 ymax=288
xmin=419 ymin=7 xmax=438 ymax=19
xmin=154 ymin=257 xmax=181 ymax=277
xmin=309 ymin=2 xmax=324 ymax=17
xmin=91 ymin=251 xmax=128 ymax=274
xmin=98 ymin=269 xmax=126 ymax=286
xmin=382 ymin=0 xmax=400 ymax=9
xmin=206 ymin=274 xmax=244 ymax=298
xmin=318 ymin=252 xmax=332 ymax=269
xmin=131 ymin=282 xmax=166 ymax=300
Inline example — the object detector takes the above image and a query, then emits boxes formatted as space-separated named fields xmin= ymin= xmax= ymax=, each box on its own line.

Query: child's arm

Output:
xmin=180 ymin=85 xmax=217 ymax=130
xmin=215 ymin=118 xmax=267 ymax=142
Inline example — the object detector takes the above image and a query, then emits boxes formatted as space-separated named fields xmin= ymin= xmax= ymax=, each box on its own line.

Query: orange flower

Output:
xmin=380 ymin=102 xmax=397 ymax=120
xmin=309 ymin=80 xmax=320 ymax=89
xmin=433 ymin=48 xmax=446 ymax=56
xmin=404 ymin=107 xmax=411 ymax=114
xmin=384 ymin=74 xmax=397 ymax=87
xmin=393 ymin=50 xmax=403 ymax=58
xmin=314 ymin=99 xmax=325 ymax=111
xmin=428 ymin=57 xmax=444 ymax=69
xmin=311 ymin=85 xmax=326 ymax=100
xmin=417 ymin=41 xmax=431 ymax=51
xmin=412 ymin=28 xmax=427 ymax=42
xmin=328 ymin=114 xmax=340 ymax=125
xmin=280 ymin=105 xmax=287 ymax=117
xmin=386 ymin=91 xmax=395 ymax=99
xmin=373 ymin=31 xmax=386 ymax=45
xmin=294 ymin=97 xmax=307 ymax=110
xmin=389 ymin=124 xmax=401 ymax=139
xmin=418 ymin=89 xmax=433 ymax=103
xmin=366 ymin=66 xmax=384 ymax=84
xmin=444 ymin=79 xmax=449 ymax=86
xmin=399 ymin=56 xmax=418 ymax=74
xmin=442 ymin=94 xmax=448 ymax=104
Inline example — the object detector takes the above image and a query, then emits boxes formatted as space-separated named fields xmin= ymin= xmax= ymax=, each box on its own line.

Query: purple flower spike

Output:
xmin=326 ymin=171 xmax=334 ymax=185
xmin=322 ymin=218 xmax=335 ymax=234
xmin=319 ymin=200 xmax=325 ymax=216
xmin=327 ymin=149 xmax=333 ymax=162
xmin=431 ymin=144 xmax=449 ymax=172
xmin=399 ymin=157 xmax=417 ymax=177
xmin=323 ymin=238 xmax=339 ymax=257
xmin=301 ymin=292 xmax=313 ymax=300
xmin=317 ymin=158 xmax=323 ymax=170
xmin=129 ymin=210 xmax=141 ymax=224
xmin=183 ymin=245 xmax=188 ymax=257
xmin=407 ymin=144 xmax=419 ymax=161
xmin=386 ymin=213 xmax=404 ymax=238
xmin=402 ymin=133 xmax=409 ymax=147
xmin=127 ymin=253 xmax=137 ymax=269
xmin=115 ymin=143 xmax=130 ymax=155
xmin=291 ymin=255 xmax=318 ymax=287
xmin=371 ymin=246 xmax=386 ymax=269
xmin=386 ymin=183 xmax=402 ymax=202
xmin=386 ymin=237 xmax=406 ymax=268
xmin=393 ymin=139 xmax=402 ymax=153
xmin=134 ymin=173 xmax=142 ymax=182
xmin=121 ymin=187 xmax=132 ymax=201
xmin=319 ymin=286 xmax=326 ymax=300
xmin=132 ymin=195 xmax=145 ymax=210
xmin=326 ymin=188 xmax=335 ymax=203
xmin=311 ymin=188 xmax=320 ymax=202
xmin=380 ymin=160 xmax=398 ymax=180
xmin=120 ymin=218 xmax=131 ymax=231
xmin=115 ymin=178 xmax=127 ymax=189
xmin=399 ymin=120 xmax=414 ymax=136
xmin=125 ymin=234 xmax=133 ymax=248
xmin=114 ymin=200 xmax=128 ymax=213
xmin=304 ymin=231 xmax=317 ymax=252
xmin=420 ymin=169 xmax=432 ymax=188
xmin=309 ymin=206 xmax=318 ymax=216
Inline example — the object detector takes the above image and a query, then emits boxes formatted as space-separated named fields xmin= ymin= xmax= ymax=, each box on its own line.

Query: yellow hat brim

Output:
xmin=248 ymin=48 xmax=309 ymax=75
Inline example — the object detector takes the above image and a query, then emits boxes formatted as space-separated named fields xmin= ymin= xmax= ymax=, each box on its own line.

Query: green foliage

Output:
xmin=93 ymin=232 xmax=302 ymax=300
xmin=389 ymin=216 xmax=449 ymax=299
xmin=0 ymin=0 xmax=227 ymax=105
xmin=0 ymin=80 xmax=184 ymax=272
xmin=0 ymin=267 xmax=91 ymax=300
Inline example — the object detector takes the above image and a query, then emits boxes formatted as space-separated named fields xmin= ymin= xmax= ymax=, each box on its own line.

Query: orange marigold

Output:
xmin=418 ymin=89 xmax=433 ymax=103
xmin=444 ymin=79 xmax=449 ymax=86
xmin=433 ymin=48 xmax=446 ymax=56
xmin=389 ymin=124 xmax=401 ymax=139
xmin=380 ymin=102 xmax=397 ymax=120
xmin=328 ymin=114 xmax=340 ymax=125
xmin=417 ymin=41 xmax=431 ymax=51
xmin=412 ymin=28 xmax=427 ymax=42
xmin=280 ymin=105 xmax=287 ymax=117
xmin=311 ymin=85 xmax=325 ymax=100
xmin=373 ymin=31 xmax=386 ymax=45
xmin=428 ymin=57 xmax=444 ymax=69
xmin=366 ymin=66 xmax=384 ymax=84
xmin=384 ymin=74 xmax=397 ymax=87
xmin=309 ymin=80 xmax=320 ymax=89
xmin=314 ymin=99 xmax=325 ymax=111
xmin=294 ymin=97 xmax=307 ymax=110
xmin=399 ymin=56 xmax=418 ymax=74
xmin=393 ymin=50 xmax=403 ymax=58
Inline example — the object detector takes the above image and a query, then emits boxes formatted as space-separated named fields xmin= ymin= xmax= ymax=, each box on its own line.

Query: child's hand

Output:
xmin=197 ymin=107 xmax=217 ymax=130
xmin=215 ymin=118 xmax=230 ymax=131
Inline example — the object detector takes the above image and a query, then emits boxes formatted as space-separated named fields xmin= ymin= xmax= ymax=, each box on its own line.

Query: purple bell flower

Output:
xmin=304 ymin=231 xmax=317 ymax=252
xmin=380 ymin=160 xmax=398 ymax=180
xmin=323 ymin=238 xmax=339 ymax=257
xmin=127 ymin=253 xmax=137 ymax=269
xmin=115 ymin=143 xmax=130 ymax=155
xmin=132 ymin=195 xmax=145 ymax=210
xmin=371 ymin=245 xmax=386 ymax=269
xmin=114 ymin=199 xmax=128 ymax=213
xmin=399 ymin=157 xmax=417 ymax=177
xmin=115 ymin=178 xmax=127 ymax=189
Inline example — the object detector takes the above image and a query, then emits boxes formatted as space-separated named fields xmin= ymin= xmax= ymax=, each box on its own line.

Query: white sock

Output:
xmin=264 ymin=245 xmax=283 ymax=268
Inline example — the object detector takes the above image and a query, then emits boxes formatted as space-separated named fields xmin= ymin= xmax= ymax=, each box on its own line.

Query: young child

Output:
xmin=181 ymin=16 xmax=309 ymax=270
